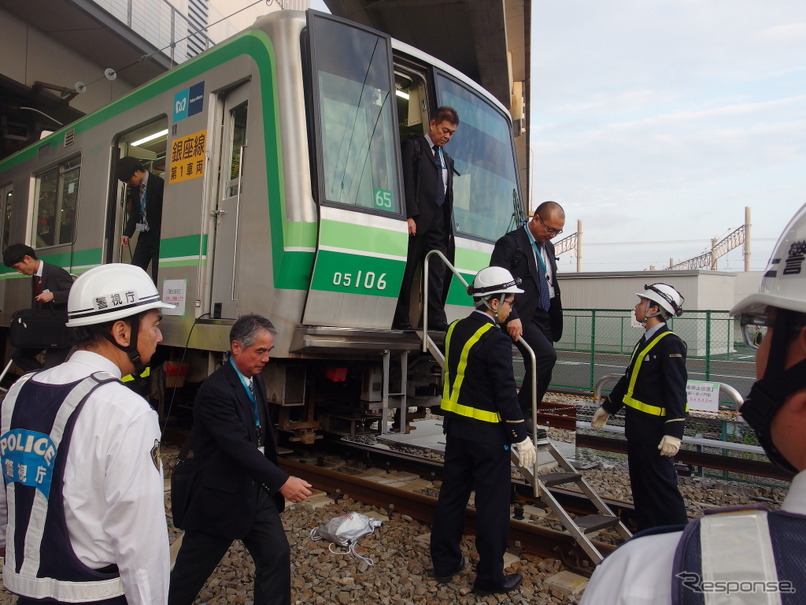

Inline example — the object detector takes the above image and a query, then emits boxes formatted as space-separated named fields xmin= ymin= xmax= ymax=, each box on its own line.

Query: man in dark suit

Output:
xmin=393 ymin=107 xmax=460 ymax=331
xmin=2 ymin=243 xmax=74 ymax=371
xmin=490 ymin=201 xmax=565 ymax=417
xmin=116 ymin=156 xmax=164 ymax=282
xmin=169 ymin=314 xmax=312 ymax=605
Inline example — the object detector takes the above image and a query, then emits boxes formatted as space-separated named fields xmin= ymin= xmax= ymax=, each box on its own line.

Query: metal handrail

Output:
xmin=593 ymin=374 xmax=745 ymax=410
xmin=421 ymin=249 xmax=540 ymax=446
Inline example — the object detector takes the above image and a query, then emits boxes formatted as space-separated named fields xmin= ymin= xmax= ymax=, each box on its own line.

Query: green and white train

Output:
xmin=0 ymin=10 xmax=524 ymax=440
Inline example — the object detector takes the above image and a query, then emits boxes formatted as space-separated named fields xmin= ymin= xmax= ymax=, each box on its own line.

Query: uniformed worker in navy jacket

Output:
xmin=430 ymin=266 xmax=536 ymax=596
xmin=592 ymin=283 xmax=689 ymax=531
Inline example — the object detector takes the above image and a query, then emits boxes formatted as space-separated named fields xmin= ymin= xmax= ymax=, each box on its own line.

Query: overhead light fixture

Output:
xmin=131 ymin=129 xmax=168 ymax=147
xmin=395 ymin=89 xmax=410 ymax=100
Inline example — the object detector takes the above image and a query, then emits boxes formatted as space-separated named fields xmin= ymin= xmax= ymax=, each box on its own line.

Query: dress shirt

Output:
xmin=0 ymin=350 xmax=169 ymax=605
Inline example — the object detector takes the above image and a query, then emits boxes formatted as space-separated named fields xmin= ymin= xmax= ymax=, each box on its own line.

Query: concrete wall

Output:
xmin=1 ymin=8 xmax=134 ymax=116
xmin=556 ymin=270 xmax=746 ymax=356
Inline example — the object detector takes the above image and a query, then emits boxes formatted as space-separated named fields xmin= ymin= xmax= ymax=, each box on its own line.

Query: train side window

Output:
xmin=1 ymin=185 xmax=12 ymax=249
xmin=434 ymin=72 xmax=522 ymax=242
xmin=308 ymin=15 xmax=401 ymax=214
xmin=33 ymin=156 xmax=80 ymax=248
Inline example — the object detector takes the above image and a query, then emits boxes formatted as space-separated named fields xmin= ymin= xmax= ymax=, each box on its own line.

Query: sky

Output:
xmin=531 ymin=0 xmax=806 ymax=273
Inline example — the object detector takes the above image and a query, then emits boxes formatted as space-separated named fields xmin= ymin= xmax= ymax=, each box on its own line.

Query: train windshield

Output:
xmin=435 ymin=73 xmax=522 ymax=242
xmin=309 ymin=16 xmax=401 ymax=213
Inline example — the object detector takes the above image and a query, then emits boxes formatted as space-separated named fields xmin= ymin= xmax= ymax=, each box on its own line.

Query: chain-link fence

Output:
xmin=549 ymin=308 xmax=755 ymax=396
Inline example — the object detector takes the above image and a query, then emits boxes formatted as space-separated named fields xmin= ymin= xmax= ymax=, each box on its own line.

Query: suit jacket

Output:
xmin=182 ymin=360 xmax=288 ymax=539
xmin=490 ymin=226 xmax=563 ymax=341
xmin=33 ymin=261 xmax=74 ymax=316
xmin=602 ymin=324 xmax=688 ymax=443
xmin=402 ymin=136 xmax=454 ymax=238
xmin=123 ymin=172 xmax=164 ymax=239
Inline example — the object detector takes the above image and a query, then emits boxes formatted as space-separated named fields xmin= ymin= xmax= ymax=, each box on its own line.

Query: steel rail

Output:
xmin=279 ymin=457 xmax=616 ymax=567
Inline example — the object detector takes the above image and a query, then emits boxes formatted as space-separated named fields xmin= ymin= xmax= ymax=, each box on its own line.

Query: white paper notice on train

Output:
xmin=686 ymin=380 xmax=720 ymax=413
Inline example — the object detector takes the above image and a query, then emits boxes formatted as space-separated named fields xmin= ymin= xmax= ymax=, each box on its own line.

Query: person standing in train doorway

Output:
xmin=169 ymin=314 xmax=312 ymax=605
xmin=393 ymin=106 xmax=459 ymax=331
xmin=581 ymin=202 xmax=806 ymax=604
xmin=117 ymin=156 xmax=164 ymax=282
xmin=591 ymin=283 xmax=689 ymax=531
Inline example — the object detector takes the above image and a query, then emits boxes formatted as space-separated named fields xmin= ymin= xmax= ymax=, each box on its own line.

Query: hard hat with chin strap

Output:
xmin=637 ymin=283 xmax=684 ymax=318
xmin=467 ymin=266 xmax=524 ymax=299
xmin=67 ymin=263 xmax=173 ymax=327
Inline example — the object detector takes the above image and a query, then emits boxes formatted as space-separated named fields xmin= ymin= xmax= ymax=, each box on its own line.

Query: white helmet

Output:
xmin=67 ymin=264 xmax=174 ymax=327
xmin=468 ymin=266 xmax=524 ymax=299
xmin=636 ymin=283 xmax=684 ymax=318
xmin=731 ymin=202 xmax=806 ymax=317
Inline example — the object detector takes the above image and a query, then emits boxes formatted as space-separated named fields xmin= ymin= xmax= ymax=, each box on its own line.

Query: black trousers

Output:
xmin=515 ymin=310 xmax=557 ymax=415
xmin=430 ymin=435 xmax=511 ymax=586
xmin=168 ymin=491 xmax=290 ymax=605
xmin=627 ymin=440 xmax=688 ymax=531
xmin=394 ymin=211 xmax=449 ymax=327
xmin=129 ymin=233 xmax=160 ymax=282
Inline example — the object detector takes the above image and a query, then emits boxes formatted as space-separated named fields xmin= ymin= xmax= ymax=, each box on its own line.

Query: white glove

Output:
xmin=658 ymin=435 xmax=681 ymax=457
xmin=514 ymin=437 xmax=536 ymax=469
xmin=591 ymin=407 xmax=610 ymax=429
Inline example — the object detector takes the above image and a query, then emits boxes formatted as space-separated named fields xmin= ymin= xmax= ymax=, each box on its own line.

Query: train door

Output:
xmin=209 ymin=83 xmax=249 ymax=319
xmin=110 ymin=119 xmax=168 ymax=267
xmin=0 ymin=183 xmax=12 ymax=306
xmin=302 ymin=12 xmax=408 ymax=328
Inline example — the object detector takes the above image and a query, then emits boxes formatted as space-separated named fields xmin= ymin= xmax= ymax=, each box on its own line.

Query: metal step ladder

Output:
xmin=415 ymin=250 xmax=631 ymax=563
xmin=512 ymin=433 xmax=632 ymax=564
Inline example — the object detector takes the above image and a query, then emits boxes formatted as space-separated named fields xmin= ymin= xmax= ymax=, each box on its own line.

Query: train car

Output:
xmin=0 ymin=9 xmax=524 ymax=442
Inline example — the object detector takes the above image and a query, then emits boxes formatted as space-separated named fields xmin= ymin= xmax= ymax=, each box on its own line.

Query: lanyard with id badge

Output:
xmin=230 ymin=356 xmax=265 ymax=453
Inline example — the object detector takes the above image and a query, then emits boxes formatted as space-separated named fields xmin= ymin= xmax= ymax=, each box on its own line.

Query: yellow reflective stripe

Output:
xmin=441 ymin=399 xmax=502 ymax=423
xmin=623 ymin=331 xmax=671 ymax=416
xmin=441 ymin=321 xmax=501 ymax=424
xmin=121 ymin=366 xmax=151 ymax=382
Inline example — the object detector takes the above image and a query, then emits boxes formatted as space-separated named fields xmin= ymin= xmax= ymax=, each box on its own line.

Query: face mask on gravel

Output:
xmin=310 ymin=512 xmax=383 ymax=566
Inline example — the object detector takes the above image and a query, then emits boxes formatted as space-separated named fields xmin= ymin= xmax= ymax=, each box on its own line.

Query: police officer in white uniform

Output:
xmin=0 ymin=264 xmax=173 ymax=604
xmin=580 ymin=202 xmax=806 ymax=605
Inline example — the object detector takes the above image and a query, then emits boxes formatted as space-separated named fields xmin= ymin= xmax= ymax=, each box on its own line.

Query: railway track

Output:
xmin=278 ymin=443 xmax=623 ymax=572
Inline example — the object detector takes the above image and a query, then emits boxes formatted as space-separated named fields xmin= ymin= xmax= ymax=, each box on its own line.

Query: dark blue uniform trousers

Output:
xmin=627 ymin=440 xmax=688 ymax=531
xmin=430 ymin=434 xmax=512 ymax=586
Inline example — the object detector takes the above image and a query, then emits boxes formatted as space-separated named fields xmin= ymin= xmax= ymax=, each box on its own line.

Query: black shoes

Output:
xmin=472 ymin=573 xmax=523 ymax=595
xmin=432 ymin=556 xmax=466 ymax=583
xmin=428 ymin=321 xmax=450 ymax=331
xmin=392 ymin=320 xmax=413 ymax=330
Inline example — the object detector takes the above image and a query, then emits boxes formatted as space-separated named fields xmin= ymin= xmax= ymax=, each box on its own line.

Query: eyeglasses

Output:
xmin=740 ymin=314 xmax=770 ymax=349
xmin=537 ymin=214 xmax=563 ymax=236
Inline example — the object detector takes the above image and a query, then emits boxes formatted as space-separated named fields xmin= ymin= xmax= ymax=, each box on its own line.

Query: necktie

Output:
xmin=535 ymin=244 xmax=551 ymax=311
xmin=139 ymin=182 xmax=149 ymax=231
xmin=433 ymin=146 xmax=445 ymax=207
xmin=34 ymin=276 xmax=42 ymax=296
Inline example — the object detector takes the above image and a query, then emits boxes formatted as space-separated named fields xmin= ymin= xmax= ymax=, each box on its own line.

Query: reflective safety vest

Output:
xmin=672 ymin=508 xmax=806 ymax=604
xmin=0 ymin=372 xmax=125 ymax=602
xmin=440 ymin=321 xmax=502 ymax=423
xmin=622 ymin=331 xmax=688 ymax=416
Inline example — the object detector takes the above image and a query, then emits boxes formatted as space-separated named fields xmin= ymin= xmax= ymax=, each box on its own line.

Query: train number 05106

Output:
xmin=332 ymin=271 xmax=388 ymax=290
